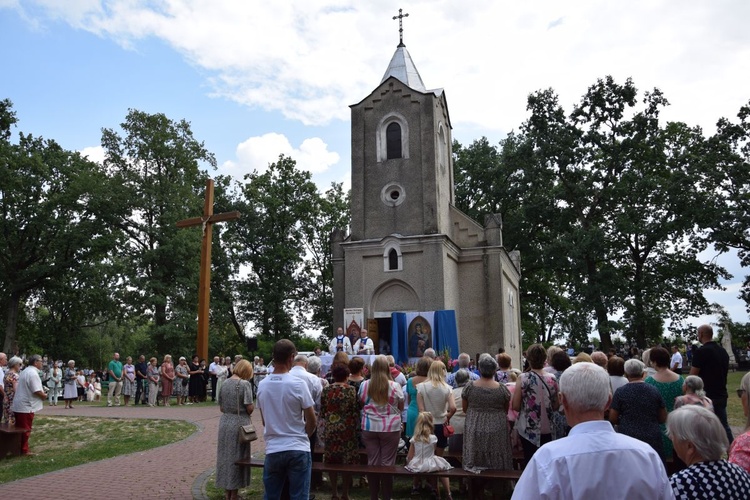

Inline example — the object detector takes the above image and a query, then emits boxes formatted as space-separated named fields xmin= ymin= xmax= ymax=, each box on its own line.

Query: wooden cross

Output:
xmin=176 ymin=179 xmax=240 ymax=361
xmin=392 ymin=8 xmax=409 ymax=47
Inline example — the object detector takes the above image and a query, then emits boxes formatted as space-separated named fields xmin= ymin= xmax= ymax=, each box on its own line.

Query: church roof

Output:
xmin=380 ymin=44 xmax=426 ymax=92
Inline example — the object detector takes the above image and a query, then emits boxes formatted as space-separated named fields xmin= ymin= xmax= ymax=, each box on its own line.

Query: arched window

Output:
xmin=377 ymin=113 xmax=409 ymax=162
xmin=386 ymin=122 xmax=402 ymax=159
xmin=388 ymin=248 xmax=399 ymax=270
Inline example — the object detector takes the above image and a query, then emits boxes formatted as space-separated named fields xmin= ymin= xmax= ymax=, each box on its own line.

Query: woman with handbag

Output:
xmin=511 ymin=343 xmax=560 ymax=464
xmin=216 ymin=358 xmax=254 ymax=500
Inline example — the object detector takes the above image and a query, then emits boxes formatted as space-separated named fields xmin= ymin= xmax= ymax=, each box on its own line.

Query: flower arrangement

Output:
xmin=437 ymin=348 xmax=458 ymax=371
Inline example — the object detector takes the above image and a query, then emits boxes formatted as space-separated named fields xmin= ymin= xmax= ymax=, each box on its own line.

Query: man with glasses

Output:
xmin=11 ymin=355 xmax=47 ymax=455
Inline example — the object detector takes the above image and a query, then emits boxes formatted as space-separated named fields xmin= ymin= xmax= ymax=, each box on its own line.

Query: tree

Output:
xmin=228 ymin=155 xmax=320 ymax=340
xmin=100 ymin=109 xmax=216 ymax=354
xmin=0 ymin=99 xmax=124 ymax=352
xmin=301 ymin=182 xmax=350 ymax=337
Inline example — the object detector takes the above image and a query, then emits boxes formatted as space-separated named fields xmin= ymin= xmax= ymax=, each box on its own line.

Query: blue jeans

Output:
xmin=263 ymin=450 xmax=311 ymax=500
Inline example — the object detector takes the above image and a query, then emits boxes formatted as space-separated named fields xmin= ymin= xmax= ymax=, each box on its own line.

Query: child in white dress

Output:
xmin=406 ymin=411 xmax=453 ymax=499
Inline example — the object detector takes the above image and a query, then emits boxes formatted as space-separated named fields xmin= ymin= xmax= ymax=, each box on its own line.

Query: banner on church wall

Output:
xmin=343 ymin=308 xmax=363 ymax=347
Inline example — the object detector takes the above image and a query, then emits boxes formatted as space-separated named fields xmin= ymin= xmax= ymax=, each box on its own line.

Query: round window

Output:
xmin=380 ymin=183 xmax=405 ymax=207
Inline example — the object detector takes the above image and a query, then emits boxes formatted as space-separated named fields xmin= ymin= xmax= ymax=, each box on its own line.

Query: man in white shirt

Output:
xmin=329 ymin=326 xmax=353 ymax=355
xmin=512 ymin=362 xmax=674 ymax=500
xmin=354 ymin=328 xmax=374 ymax=355
xmin=290 ymin=355 xmax=322 ymax=411
xmin=208 ymin=356 xmax=220 ymax=402
xmin=257 ymin=340 xmax=316 ymax=500
xmin=671 ymin=345 xmax=683 ymax=375
xmin=11 ymin=355 xmax=47 ymax=456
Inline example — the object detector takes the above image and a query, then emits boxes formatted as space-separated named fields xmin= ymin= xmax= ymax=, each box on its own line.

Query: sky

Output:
xmin=1 ymin=0 xmax=748 ymax=331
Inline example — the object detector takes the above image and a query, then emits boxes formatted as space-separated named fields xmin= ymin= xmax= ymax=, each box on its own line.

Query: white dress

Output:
xmin=405 ymin=435 xmax=452 ymax=473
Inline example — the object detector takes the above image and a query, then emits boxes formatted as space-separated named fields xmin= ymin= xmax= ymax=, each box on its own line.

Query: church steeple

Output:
xmin=381 ymin=8 xmax=426 ymax=92
xmin=380 ymin=46 xmax=426 ymax=92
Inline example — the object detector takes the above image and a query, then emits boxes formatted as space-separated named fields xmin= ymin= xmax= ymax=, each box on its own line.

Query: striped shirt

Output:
xmin=358 ymin=379 xmax=404 ymax=432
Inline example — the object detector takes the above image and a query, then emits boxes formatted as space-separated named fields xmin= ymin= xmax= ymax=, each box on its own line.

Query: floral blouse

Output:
xmin=729 ymin=431 xmax=750 ymax=474
xmin=514 ymin=370 xmax=559 ymax=446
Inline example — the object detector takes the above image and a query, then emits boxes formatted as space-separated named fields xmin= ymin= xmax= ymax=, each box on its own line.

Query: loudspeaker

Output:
xmin=246 ymin=337 xmax=258 ymax=351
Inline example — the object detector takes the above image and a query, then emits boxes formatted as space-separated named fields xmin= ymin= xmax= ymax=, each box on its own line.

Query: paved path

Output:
xmin=0 ymin=402 xmax=267 ymax=499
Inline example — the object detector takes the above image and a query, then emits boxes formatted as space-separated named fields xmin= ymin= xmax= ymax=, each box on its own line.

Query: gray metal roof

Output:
xmin=380 ymin=45 xmax=426 ymax=92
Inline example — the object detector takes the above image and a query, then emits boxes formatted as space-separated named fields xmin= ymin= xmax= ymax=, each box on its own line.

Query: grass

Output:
xmin=727 ymin=370 xmax=749 ymax=430
xmin=0 ymin=415 xmax=195 ymax=483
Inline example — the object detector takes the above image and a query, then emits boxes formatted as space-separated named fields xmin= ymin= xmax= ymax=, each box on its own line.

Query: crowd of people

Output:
xmin=3 ymin=321 xmax=750 ymax=500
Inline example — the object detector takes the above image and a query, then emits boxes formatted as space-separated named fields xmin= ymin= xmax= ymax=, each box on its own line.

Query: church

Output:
xmin=331 ymin=29 xmax=522 ymax=366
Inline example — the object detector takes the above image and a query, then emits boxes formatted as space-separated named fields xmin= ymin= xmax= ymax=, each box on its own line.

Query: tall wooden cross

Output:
xmin=393 ymin=8 xmax=409 ymax=47
xmin=176 ymin=179 xmax=240 ymax=361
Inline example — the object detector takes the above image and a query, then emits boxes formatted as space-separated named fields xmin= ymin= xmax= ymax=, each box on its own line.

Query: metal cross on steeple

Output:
xmin=393 ymin=8 xmax=409 ymax=47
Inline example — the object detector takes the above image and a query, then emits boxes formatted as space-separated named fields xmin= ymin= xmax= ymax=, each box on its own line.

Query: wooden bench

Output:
xmin=237 ymin=457 xmax=522 ymax=497
xmin=0 ymin=423 xmax=28 ymax=459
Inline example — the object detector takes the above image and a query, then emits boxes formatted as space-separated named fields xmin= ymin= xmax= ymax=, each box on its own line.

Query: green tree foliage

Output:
xmin=228 ymin=155 xmax=320 ymax=340
xmin=707 ymin=101 xmax=750 ymax=312
xmin=301 ymin=182 xmax=350 ymax=337
xmin=454 ymin=77 xmax=730 ymax=350
xmin=0 ymin=99 xmax=124 ymax=353
xmin=100 ymin=109 xmax=216 ymax=355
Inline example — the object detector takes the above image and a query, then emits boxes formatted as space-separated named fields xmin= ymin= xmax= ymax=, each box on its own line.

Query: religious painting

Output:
xmin=408 ymin=314 xmax=433 ymax=358
xmin=344 ymin=307 xmax=363 ymax=347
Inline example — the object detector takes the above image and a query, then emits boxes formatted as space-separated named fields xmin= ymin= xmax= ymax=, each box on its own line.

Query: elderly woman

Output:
xmin=495 ymin=353 xmax=513 ymax=383
xmin=463 ymin=355 xmax=513 ymax=499
xmin=448 ymin=369 xmax=470 ymax=456
xmin=729 ymin=371 xmax=750 ymax=473
xmin=668 ymin=405 xmax=750 ymax=498
xmin=160 ymin=354 xmax=175 ymax=406
xmin=610 ymin=359 xmax=667 ymax=459
xmin=512 ymin=343 xmax=560 ymax=463
xmin=122 ymin=356 xmax=137 ymax=406
xmin=674 ymin=375 xmax=713 ymax=411
xmin=147 ymin=357 xmax=160 ymax=407
xmin=2 ymin=357 xmax=22 ymax=424
xmin=175 ymin=357 xmax=190 ymax=406
xmin=215 ymin=359 xmax=254 ymax=500
xmin=320 ymin=363 xmax=360 ymax=500
xmin=63 ymin=360 xmax=78 ymax=409
xmin=358 ymin=355 xmax=404 ymax=500
xmin=607 ymin=356 xmax=628 ymax=394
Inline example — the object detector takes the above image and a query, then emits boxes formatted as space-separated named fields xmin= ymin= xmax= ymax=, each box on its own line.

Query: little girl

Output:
xmin=405 ymin=411 xmax=453 ymax=499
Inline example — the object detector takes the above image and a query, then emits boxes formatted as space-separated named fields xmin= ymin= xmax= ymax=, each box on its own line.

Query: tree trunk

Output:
xmin=3 ymin=292 xmax=20 ymax=353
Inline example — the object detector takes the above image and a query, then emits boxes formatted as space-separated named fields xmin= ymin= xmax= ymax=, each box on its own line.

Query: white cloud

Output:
xmin=10 ymin=1 xmax=750 ymax=134
xmin=221 ymin=132 xmax=340 ymax=179
xmin=79 ymin=145 xmax=105 ymax=164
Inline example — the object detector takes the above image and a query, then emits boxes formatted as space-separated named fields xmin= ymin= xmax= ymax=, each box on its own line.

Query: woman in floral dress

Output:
xmin=174 ymin=357 xmax=190 ymax=405
xmin=2 ymin=357 xmax=21 ymax=424
xmin=321 ymin=362 xmax=360 ymax=500
xmin=122 ymin=356 xmax=137 ymax=406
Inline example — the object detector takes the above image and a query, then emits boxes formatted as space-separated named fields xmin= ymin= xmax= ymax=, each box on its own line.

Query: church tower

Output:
xmin=333 ymin=16 xmax=522 ymax=364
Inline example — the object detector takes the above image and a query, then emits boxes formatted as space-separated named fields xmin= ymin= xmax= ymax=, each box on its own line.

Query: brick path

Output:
xmin=0 ymin=402 xmax=267 ymax=499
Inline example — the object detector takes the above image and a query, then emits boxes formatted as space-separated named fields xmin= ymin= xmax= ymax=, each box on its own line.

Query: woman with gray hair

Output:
xmin=668 ymin=405 xmax=750 ymax=498
xmin=674 ymin=375 xmax=713 ymax=411
xmin=610 ymin=358 xmax=667 ymax=459
xmin=448 ymin=369 xmax=470 ymax=456
xmin=462 ymin=354 xmax=512 ymax=497
xmin=729 ymin=371 xmax=750 ymax=473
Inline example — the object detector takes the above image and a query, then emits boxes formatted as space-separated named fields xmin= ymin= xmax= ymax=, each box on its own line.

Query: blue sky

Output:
xmin=1 ymin=0 xmax=748 ymax=329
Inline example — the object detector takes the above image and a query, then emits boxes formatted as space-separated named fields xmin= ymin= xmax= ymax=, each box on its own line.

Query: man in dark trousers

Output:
xmin=690 ymin=324 xmax=732 ymax=445
xmin=134 ymin=355 xmax=149 ymax=405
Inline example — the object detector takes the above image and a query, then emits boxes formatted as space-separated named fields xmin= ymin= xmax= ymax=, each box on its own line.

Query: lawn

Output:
xmin=727 ymin=370 xmax=749 ymax=430
xmin=0 ymin=416 xmax=195 ymax=483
